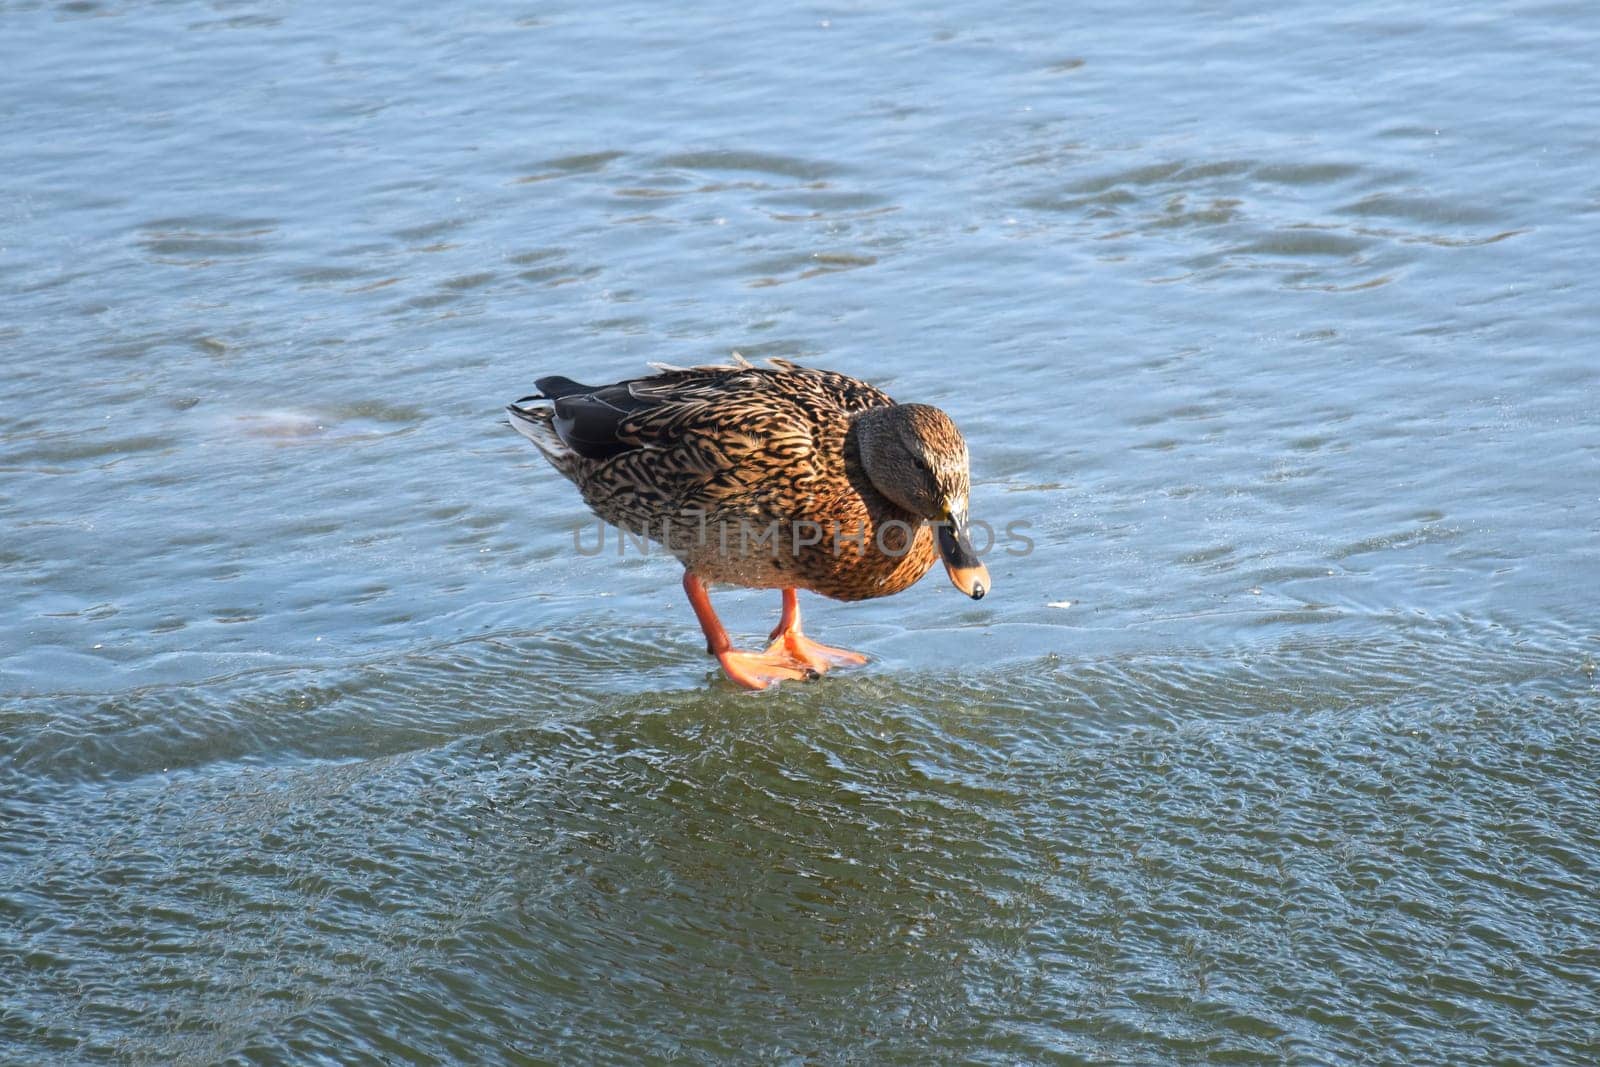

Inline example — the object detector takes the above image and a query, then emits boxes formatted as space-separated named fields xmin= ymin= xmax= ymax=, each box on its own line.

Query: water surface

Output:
xmin=3 ymin=0 xmax=1599 ymax=1062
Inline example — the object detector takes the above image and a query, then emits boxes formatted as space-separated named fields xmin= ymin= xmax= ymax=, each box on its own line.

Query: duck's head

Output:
xmin=856 ymin=403 xmax=991 ymax=600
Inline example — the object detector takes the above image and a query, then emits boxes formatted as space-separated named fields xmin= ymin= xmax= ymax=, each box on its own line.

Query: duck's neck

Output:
xmin=844 ymin=406 xmax=915 ymax=518
xmin=842 ymin=407 xmax=888 ymax=477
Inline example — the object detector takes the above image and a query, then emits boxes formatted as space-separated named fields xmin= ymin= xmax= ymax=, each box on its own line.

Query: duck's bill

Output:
xmin=936 ymin=519 xmax=990 ymax=600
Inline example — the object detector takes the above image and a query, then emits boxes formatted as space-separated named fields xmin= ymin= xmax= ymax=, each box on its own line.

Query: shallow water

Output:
xmin=4 ymin=0 xmax=1599 ymax=1062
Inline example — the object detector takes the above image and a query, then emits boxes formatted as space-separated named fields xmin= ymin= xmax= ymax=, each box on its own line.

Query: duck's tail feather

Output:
xmin=530 ymin=375 xmax=597 ymax=400
xmin=506 ymin=400 xmax=574 ymax=468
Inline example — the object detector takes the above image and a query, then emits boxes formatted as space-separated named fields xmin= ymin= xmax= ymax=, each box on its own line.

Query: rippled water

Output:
xmin=4 ymin=0 xmax=1599 ymax=1062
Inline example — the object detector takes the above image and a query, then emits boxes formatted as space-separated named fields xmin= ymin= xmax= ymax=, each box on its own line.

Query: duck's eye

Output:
xmin=913 ymin=455 xmax=932 ymax=476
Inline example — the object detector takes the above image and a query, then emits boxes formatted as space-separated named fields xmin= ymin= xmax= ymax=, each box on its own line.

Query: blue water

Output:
xmin=4 ymin=1 xmax=1599 ymax=1062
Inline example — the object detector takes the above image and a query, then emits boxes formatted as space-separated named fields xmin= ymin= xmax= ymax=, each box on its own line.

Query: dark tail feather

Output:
xmin=511 ymin=376 xmax=597 ymax=406
xmin=533 ymin=375 xmax=597 ymax=399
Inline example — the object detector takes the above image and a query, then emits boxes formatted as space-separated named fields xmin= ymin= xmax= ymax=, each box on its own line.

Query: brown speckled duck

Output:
xmin=507 ymin=355 xmax=989 ymax=690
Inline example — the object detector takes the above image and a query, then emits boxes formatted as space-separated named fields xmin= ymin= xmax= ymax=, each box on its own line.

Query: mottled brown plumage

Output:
xmin=507 ymin=354 xmax=988 ymax=689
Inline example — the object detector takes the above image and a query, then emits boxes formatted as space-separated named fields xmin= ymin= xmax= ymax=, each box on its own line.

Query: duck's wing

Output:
xmin=519 ymin=357 xmax=891 ymax=463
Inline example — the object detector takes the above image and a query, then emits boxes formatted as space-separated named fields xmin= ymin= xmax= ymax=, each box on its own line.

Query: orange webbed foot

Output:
xmin=717 ymin=648 xmax=820 ymax=691
xmin=762 ymin=588 xmax=869 ymax=677
xmin=765 ymin=631 xmax=869 ymax=674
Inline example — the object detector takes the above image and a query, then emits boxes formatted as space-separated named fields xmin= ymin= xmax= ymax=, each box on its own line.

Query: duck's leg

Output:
xmin=765 ymin=588 xmax=869 ymax=673
xmin=682 ymin=571 xmax=816 ymax=690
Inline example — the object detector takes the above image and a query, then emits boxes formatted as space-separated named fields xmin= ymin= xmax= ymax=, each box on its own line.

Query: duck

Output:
xmin=506 ymin=354 xmax=989 ymax=690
